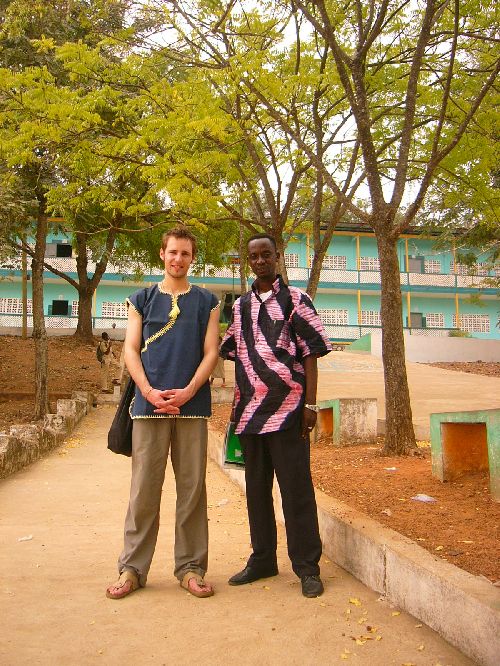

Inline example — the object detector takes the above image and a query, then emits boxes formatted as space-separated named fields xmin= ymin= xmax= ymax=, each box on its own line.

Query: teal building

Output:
xmin=1 ymin=225 xmax=498 ymax=341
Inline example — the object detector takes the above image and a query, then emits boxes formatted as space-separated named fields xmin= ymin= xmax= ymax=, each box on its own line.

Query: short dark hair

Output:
xmin=102 ymin=332 xmax=109 ymax=340
xmin=247 ymin=233 xmax=277 ymax=250
xmin=161 ymin=227 xmax=198 ymax=257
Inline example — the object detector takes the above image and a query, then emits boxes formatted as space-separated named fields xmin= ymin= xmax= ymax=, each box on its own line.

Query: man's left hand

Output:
xmin=155 ymin=386 xmax=194 ymax=412
xmin=302 ymin=407 xmax=317 ymax=439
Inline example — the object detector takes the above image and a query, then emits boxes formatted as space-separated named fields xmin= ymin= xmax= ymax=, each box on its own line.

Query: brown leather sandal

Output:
xmin=106 ymin=570 xmax=139 ymax=600
xmin=180 ymin=571 xmax=214 ymax=598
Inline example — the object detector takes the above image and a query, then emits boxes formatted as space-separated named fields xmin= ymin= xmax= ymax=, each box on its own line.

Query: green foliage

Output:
xmin=449 ymin=329 xmax=472 ymax=338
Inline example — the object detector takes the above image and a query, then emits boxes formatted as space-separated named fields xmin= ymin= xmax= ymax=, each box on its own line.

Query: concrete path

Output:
xmin=0 ymin=403 xmax=472 ymax=665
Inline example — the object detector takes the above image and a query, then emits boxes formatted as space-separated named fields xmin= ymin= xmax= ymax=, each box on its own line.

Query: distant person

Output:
xmin=210 ymin=337 xmax=226 ymax=387
xmin=106 ymin=227 xmax=219 ymax=600
xmin=97 ymin=332 xmax=114 ymax=393
xmin=220 ymin=233 xmax=332 ymax=598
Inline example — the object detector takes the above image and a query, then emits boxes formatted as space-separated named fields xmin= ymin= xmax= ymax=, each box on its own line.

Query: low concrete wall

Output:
xmin=404 ymin=334 xmax=500 ymax=362
xmin=1 ymin=327 xmax=126 ymax=340
xmin=316 ymin=398 xmax=378 ymax=446
xmin=349 ymin=334 xmax=372 ymax=353
xmin=364 ymin=330 xmax=500 ymax=362
xmin=0 ymin=391 xmax=94 ymax=479
xmin=210 ymin=386 xmax=234 ymax=404
xmin=208 ymin=428 xmax=500 ymax=666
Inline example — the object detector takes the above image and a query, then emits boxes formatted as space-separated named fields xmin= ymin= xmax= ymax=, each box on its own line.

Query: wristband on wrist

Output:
xmin=143 ymin=386 xmax=154 ymax=399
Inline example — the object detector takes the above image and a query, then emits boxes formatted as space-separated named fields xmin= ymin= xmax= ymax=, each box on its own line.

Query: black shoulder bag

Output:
xmin=107 ymin=378 xmax=135 ymax=457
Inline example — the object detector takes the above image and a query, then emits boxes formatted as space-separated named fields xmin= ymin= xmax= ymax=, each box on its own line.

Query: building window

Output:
xmin=56 ymin=243 xmax=72 ymax=258
xmin=452 ymin=314 xmax=490 ymax=333
xmin=425 ymin=313 xmax=444 ymax=328
xmin=359 ymin=257 xmax=380 ymax=271
xmin=0 ymin=297 xmax=33 ymax=314
xmin=310 ymin=255 xmax=347 ymax=270
xmin=284 ymin=253 xmax=299 ymax=268
xmin=318 ymin=309 xmax=349 ymax=325
xmin=51 ymin=300 xmax=69 ymax=315
xmin=45 ymin=242 xmax=73 ymax=258
xmin=71 ymin=301 xmax=79 ymax=316
xmin=450 ymin=261 xmax=488 ymax=276
xmin=360 ymin=310 xmax=381 ymax=326
xmin=424 ymin=260 xmax=441 ymax=274
xmin=101 ymin=301 xmax=128 ymax=318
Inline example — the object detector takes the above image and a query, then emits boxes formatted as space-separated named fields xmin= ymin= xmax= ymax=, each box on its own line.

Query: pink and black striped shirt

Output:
xmin=220 ymin=276 xmax=332 ymax=435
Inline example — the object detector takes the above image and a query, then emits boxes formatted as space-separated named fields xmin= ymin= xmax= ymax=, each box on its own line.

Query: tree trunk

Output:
xmin=376 ymin=231 xmax=416 ymax=455
xmin=32 ymin=202 xmax=49 ymax=420
xmin=21 ymin=234 xmax=28 ymax=339
xmin=274 ymin=234 xmax=288 ymax=283
xmin=72 ymin=227 xmax=116 ymax=343
xmin=238 ymin=223 xmax=248 ymax=295
xmin=74 ymin=288 xmax=94 ymax=341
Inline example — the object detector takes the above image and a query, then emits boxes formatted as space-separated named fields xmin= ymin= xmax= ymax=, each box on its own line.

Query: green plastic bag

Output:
xmin=223 ymin=422 xmax=245 ymax=469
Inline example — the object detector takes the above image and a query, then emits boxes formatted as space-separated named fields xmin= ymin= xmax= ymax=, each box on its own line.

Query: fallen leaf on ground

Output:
xmin=349 ymin=597 xmax=362 ymax=606
xmin=391 ymin=611 xmax=400 ymax=617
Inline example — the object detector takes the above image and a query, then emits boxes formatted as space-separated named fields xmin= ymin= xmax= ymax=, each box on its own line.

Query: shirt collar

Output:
xmin=251 ymin=274 xmax=286 ymax=301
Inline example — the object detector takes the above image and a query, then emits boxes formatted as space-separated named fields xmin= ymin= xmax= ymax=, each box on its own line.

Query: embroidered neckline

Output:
xmin=141 ymin=285 xmax=190 ymax=353
xmin=158 ymin=281 xmax=192 ymax=296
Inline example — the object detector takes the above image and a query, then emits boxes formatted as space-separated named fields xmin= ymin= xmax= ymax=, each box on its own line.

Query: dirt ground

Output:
xmin=424 ymin=361 xmax=500 ymax=377
xmin=0 ymin=334 xmax=121 ymax=430
xmin=1 ymin=335 xmax=499 ymax=585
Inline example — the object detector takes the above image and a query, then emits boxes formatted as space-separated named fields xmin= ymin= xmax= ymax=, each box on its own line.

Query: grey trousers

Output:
xmin=118 ymin=418 xmax=209 ymax=587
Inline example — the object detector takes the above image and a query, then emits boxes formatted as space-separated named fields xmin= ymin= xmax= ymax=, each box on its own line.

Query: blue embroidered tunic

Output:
xmin=127 ymin=283 xmax=219 ymax=419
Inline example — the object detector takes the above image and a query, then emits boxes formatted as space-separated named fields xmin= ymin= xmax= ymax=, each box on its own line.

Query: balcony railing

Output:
xmin=1 ymin=255 xmax=497 ymax=290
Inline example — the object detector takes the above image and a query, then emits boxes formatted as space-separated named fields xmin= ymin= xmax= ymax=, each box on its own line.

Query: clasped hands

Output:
xmin=146 ymin=386 xmax=193 ymax=414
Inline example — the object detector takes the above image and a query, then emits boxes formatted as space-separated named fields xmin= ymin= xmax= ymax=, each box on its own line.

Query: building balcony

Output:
xmin=1 ymin=256 xmax=497 ymax=292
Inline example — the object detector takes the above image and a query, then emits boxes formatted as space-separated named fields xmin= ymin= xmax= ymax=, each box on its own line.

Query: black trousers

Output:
xmin=239 ymin=422 xmax=322 ymax=578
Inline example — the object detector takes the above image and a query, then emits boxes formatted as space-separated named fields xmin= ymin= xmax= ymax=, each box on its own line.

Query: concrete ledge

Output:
xmin=316 ymin=398 xmax=377 ymax=446
xmin=210 ymin=385 xmax=234 ymax=404
xmin=430 ymin=408 xmax=500 ymax=501
xmin=0 ymin=391 xmax=94 ymax=479
xmin=384 ymin=539 xmax=500 ymax=666
xmin=208 ymin=428 xmax=500 ymax=666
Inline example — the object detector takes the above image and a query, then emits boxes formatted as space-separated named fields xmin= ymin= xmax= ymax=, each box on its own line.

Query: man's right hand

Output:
xmin=146 ymin=388 xmax=181 ymax=415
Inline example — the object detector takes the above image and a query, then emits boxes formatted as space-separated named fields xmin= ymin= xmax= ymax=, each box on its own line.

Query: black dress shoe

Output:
xmin=301 ymin=574 xmax=324 ymax=598
xmin=228 ymin=566 xmax=278 ymax=586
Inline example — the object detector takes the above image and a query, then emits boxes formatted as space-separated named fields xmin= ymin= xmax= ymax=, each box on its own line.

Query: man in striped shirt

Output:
xmin=220 ymin=234 xmax=332 ymax=597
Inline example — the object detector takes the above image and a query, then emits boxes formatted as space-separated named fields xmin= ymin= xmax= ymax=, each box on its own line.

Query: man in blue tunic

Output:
xmin=106 ymin=227 xmax=220 ymax=599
